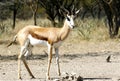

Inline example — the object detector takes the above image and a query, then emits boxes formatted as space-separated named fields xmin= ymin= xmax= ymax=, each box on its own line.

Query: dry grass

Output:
xmin=75 ymin=18 xmax=109 ymax=41
xmin=0 ymin=18 xmax=115 ymax=44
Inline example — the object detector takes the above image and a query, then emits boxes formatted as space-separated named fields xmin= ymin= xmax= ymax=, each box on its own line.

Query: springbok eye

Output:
xmin=67 ymin=17 xmax=70 ymax=21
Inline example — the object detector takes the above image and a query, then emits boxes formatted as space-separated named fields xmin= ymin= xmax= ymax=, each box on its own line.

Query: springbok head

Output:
xmin=60 ymin=6 xmax=80 ymax=29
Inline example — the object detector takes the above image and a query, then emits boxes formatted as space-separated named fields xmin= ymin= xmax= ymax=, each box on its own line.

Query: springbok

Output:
xmin=7 ymin=8 xmax=79 ymax=80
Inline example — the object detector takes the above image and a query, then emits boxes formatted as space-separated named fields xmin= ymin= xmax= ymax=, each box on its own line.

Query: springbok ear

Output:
xmin=75 ymin=7 xmax=83 ymax=15
xmin=73 ymin=9 xmax=80 ymax=19
xmin=75 ymin=10 xmax=80 ymax=14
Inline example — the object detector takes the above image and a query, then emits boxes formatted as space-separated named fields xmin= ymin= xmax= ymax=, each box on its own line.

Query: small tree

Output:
xmin=26 ymin=0 xmax=38 ymax=25
xmin=0 ymin=0 xmax=22 ymax=29
xmin=10 ymin=0 xmax=22 ymax=29
xmin=98 ymin=0 xmax=120 ymax=38
xmin=39 ymin=0 xmax=58 ymax=26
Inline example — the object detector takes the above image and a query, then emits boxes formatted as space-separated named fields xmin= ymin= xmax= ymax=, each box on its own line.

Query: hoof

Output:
xmin=18 ymin=77 xmax=22 ymax=80
xmin=31 ymin=76 xmax=35 ymax=79
xmin=58 ymin=73 xmax=61 ymax=76
xmin=46 ymin=76 xmax=50 ymax=80
xmin=46 ymin=73 xmax=50 ymax=80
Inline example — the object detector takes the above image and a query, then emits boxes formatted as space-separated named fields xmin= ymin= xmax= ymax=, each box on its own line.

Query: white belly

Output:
xmin=28 ymin=34 xmax=62 ymax=48
xmin=28 ymin=34 xmax=47 ymax=46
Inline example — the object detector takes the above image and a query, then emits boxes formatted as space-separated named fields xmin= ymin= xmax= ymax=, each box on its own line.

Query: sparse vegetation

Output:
xmin=75 ymin=18 xmax=109 ymax=41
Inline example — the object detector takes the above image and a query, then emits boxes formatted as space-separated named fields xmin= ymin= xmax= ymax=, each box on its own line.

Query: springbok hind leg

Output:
xmin=18 ymin=47 xmax=26 ymax=79
xmin=18 ymin=48 xmax=34 ymax=79
xmin=18 ymin=38 xmax=35 ymax=79
xmin=22 ymin=58 xmax=35 ymax=79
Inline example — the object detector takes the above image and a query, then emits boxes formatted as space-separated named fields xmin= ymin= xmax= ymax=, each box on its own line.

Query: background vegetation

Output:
xmin=0 ymin=0 xmax=120 ymax=42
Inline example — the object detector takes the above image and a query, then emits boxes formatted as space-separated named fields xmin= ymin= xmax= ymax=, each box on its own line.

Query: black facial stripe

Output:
xmin=67 ymin=17 xmax=70 ymax=21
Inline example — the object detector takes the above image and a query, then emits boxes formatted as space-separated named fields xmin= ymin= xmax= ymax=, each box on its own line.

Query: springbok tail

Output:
xmin=7 ymin=35 xmax=17 ymax=47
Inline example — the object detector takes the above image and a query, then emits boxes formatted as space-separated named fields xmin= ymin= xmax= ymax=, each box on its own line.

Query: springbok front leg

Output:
xmin=55 ymin=47 xmax=61 ymax=76
xmin=46 ymin=43 xmax=53 ymax=80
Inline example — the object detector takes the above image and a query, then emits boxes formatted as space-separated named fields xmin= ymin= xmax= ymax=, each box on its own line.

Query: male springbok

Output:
xmin=7 ymin=8 xmax=79 ymax=80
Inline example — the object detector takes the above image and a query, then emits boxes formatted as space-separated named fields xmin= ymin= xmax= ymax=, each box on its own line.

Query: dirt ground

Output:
xmin=1 ymin=41 xmax=120 ymax=81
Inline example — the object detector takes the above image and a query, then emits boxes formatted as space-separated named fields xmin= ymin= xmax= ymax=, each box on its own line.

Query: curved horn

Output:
xmin=61 ymin=6 xmax=69 ymax=14
xmin=71 ymin=5 xmax=75 ymax=14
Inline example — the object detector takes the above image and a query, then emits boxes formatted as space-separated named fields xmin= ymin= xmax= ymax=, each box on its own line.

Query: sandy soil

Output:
xmin=0 ymin=41 xmax=120 ymax=81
